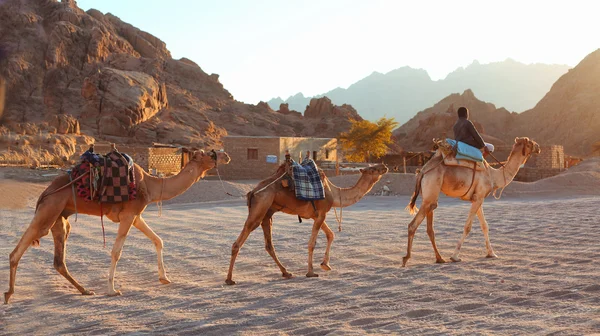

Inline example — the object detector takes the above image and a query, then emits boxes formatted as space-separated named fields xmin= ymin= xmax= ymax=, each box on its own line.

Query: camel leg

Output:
xmin=426 ymin=209 xmax=446 ymax=263
xmin=5 ymin=205 xmax=62 ymax=304
xmin=51 ymin=217 xmax=94 ymax=295
xmin=450 ymin=201 xmax=482 ymax=262
xmin=225 ymin=206 xmax=267 ymax=285
xmin=402 ymin=204 xmax=430 ymax=267
xmin=320 ymin=222 xmax=334 ymax=271
xmin=133 ymin=216 xmax=170 ymax=284
xmin=306 ymin=217 xmax=325 ymax=278
xmin=107 ymin=215 xmax=135 ymax=296
xmin=477 ymin=207 xmax=498 ymax=258
xmin=261 ymin=211 xmax=292 ymax=279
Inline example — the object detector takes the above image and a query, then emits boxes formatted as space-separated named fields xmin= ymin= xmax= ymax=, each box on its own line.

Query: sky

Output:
xmin=77 ymin=0 xmax=598 ymax=104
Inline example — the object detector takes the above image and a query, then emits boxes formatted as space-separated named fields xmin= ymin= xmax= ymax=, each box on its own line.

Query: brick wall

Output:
xmin=219 ymin=137 xmax=281 ymax=179
xmin=148 ymin=147 xmax=182 ymax=175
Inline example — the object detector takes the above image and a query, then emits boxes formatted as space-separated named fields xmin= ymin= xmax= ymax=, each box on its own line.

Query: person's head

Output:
xmin=457 ymin=106 xmax=469 ymax=119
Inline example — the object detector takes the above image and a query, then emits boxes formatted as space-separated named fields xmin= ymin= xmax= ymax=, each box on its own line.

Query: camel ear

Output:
xmin=359 ymin=168 xmax=364 ymax=173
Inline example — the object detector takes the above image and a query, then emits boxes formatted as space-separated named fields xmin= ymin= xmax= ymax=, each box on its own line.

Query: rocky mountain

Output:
xmin=514 ymin=49 xmax=600 ymax=156
xmin=393 ymin=90 xmax=517 ymax=151
xmin=0 ymin=0 xmax=359 ymax=159
xmin=268 ymin=61 xmax=570 ymax=123
xmin=394 ymin=47 xmax=600 ymax=157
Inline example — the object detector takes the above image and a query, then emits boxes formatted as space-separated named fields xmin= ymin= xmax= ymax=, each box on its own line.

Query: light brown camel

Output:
xmin=225 ymin=163 xmax=388 ymax=285
xmin=4 ymin=149 xmax=231 ymax=304
xmin=401 ymin=137 xmax=540 ymax=267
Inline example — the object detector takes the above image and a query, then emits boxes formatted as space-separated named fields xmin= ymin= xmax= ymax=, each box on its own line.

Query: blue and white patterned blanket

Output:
xmin=445 ymin=139 xmax=484 ymax=162
xmin=292 ymin=158 xmax=325 ymax=201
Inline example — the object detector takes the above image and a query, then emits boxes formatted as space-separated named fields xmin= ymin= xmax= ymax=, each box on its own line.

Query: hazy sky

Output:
xmin=78 ymin=0 xmax=597 ymax=104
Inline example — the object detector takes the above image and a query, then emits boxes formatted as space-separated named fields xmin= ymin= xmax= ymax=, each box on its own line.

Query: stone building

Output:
xmin=218 ymin=136 xmax=337 ymax=179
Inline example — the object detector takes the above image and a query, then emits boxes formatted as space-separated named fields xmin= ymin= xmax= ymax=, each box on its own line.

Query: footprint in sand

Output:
xmin=405 ymin=309 xmax=439 ymax=318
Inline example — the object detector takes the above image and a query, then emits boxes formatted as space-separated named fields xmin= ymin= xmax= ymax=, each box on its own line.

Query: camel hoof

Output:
xmin=107 ymin=290 xmax=122 ymax=297
xmin=81 ymin=290 xmax=95 ymax=296
xmin=159 ymin=277 xmax=172 ymax=284
xmin=402 ymin=256 xmax=410 ymax=267
xmin=436 ymin=258 xmax=447 ymax=264
xmin=450 ymin=256 xmax=461 ymax=262
xmin=225 ymin=279 xmax=236 ymax=286
xmin=4 ymin=292 xmax=13 ymax=304
xmin=306 ymin=272 xmax=319 ymax=278
xmin=320 ymin=262 xmax=332 ymax=271
xmin=486 ymin=253 xmax=498 ymax=259
xmin=282 ymin=272 xmax=293 ymax=279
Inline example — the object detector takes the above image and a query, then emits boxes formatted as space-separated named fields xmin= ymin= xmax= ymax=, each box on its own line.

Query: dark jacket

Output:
xmin=453 ymin=117 xmax=485 ymax=149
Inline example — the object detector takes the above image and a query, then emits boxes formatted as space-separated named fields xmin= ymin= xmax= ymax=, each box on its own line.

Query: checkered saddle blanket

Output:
xmin=70 ymin=150 xmax=136 ymax=203
xmin=291 ymin=158 xmax=325 ymax=201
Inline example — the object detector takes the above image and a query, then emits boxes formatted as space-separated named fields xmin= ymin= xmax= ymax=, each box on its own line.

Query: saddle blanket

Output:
xmin=445 ymin=139 xmax=484 ymax=162
xmin=292 ymin=158 xmax=325 ymax=201
xmin=71 ymin=150 xmax=136 ymax=203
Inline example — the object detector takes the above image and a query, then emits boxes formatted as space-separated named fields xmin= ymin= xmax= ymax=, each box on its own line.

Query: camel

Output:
xmin=225 ymin=163 xmax=388 ymax=285
xmin=4 ymin=149 xmax=231 ymax=304
xmin=401 ymin=137 xmax=540 ymax=267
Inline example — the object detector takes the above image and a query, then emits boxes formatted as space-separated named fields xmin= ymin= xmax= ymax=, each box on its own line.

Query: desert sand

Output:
xmin=1 ymin=164 xmax=600 ymax=335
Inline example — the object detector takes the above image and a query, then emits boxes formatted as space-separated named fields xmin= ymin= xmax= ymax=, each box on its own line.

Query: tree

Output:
xmin=339 ymin=117 xmax=398 ymax=162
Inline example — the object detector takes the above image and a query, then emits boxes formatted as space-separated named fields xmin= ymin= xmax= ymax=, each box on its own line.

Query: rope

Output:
xmin=253 ymin=173 xmax=286 ymax=194
xmin=216 ymin=167 xmax=246 ymax=197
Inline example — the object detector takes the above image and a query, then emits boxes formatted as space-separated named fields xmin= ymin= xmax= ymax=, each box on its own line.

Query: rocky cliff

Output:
xmin=0 ymin=0 xmax=359 ymax=159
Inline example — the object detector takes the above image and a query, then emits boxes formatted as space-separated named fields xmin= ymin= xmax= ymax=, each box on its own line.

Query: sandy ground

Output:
xmin=1 ymin=163 xmax=600 ymax=335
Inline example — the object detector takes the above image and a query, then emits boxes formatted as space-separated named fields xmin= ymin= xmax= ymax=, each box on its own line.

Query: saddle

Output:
xmin=71 ymin=144 xmax=137 ymax=203
xmin=279 ymin=151 xmax=325 ymax=201
xmin=433 ymin=139 xmax=487 ymax=171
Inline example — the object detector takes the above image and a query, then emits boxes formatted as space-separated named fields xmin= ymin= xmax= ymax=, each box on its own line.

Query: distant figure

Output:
xmin=453 ymin=107 xmax=494 ymax=156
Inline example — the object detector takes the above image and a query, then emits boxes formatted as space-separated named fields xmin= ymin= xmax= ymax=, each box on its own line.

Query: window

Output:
xmin=247 ymin=148 xmax=258 ymax=160
xmin=325 ymin=149 xmax=330 ymax=159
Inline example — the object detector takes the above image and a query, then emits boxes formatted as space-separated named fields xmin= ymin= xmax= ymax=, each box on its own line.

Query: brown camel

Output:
xmin=225 ymin=163 xmax=388 ymax=285
xmin=4 ymin=149 xmax=231 ymax=303
xmin=401 ymin=137 xmax=540 ymax=267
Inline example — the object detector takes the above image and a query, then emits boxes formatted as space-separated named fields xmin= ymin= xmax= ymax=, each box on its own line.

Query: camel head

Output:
xmin=186 ymin=149 xmax=231 ymax=177
xmin=513 ymin=137 xmax=541 ymax=160
xmin=359 ymin=164 xmax=389 ymax=182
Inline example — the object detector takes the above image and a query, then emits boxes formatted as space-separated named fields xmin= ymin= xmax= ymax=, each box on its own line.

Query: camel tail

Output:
xmin=406 ymin=174 xmax=423 ymax=215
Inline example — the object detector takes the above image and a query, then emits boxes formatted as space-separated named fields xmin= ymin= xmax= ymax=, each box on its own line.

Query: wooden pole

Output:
xmin=403 ymin=157 xmax=406 ymax=174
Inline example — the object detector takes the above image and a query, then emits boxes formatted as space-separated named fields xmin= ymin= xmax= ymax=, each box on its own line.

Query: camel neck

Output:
xmin=491 ymin=151 xmax=527 ymax=189
xmin=147 ymin=162 xmax=209 ymax=202
xmin=328 ymin=174 xmax=380 ymax=208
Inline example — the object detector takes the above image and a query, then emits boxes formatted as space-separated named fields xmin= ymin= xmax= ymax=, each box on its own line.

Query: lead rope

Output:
xmin=333 ymin=192 xmax=343 ymax=232
xmin=216 ymin=167 xmax=246 ymax=197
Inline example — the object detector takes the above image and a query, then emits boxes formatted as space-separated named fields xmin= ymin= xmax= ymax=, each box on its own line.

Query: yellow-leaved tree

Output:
xmin=339 ymin=117 xmax=398 ymax=162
